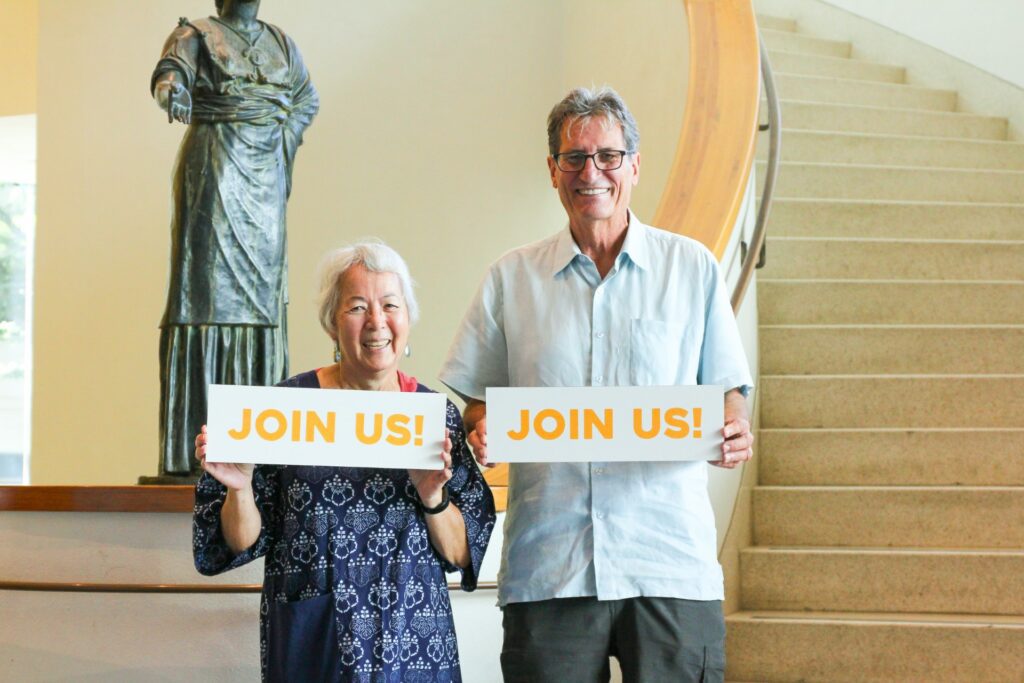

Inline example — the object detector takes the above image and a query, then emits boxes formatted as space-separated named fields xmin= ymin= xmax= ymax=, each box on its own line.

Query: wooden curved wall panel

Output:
xmin=654 ymin=0 xmax=760 ymax=258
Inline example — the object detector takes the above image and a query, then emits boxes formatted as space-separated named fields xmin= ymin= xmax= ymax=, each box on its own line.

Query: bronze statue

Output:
xmin=147 ymin=0 xmax=318 ymax=480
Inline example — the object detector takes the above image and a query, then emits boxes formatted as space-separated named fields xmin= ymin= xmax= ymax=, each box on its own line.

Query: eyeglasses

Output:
xmin=552 ymin=149 xmax=632 ymax=172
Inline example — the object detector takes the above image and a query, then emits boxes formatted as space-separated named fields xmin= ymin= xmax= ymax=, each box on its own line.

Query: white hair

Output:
xmin=316 ymin=239 xmax=419 ymax=338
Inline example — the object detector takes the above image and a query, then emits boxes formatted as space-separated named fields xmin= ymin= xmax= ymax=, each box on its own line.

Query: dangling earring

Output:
xmin=334 ymin=343 xmax=342 ymax=363
xmin=404 ymin=345 xmax=411 ymax=358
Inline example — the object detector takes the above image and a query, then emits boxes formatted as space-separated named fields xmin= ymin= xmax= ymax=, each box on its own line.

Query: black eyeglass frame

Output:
xmin=551 ymin=149 xmax=634 ymax=172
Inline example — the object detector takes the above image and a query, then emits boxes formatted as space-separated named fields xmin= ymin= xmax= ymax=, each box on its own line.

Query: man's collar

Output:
xmin=619 ymin=210 xmax=650 ymax=271
xmin=549 ymin=227 xmax=583 ymax=277
xmin=549 ymin=210 xmax=650 ymax=277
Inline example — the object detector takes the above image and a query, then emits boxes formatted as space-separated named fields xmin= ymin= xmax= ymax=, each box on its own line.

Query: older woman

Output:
xmin=193 ymin=241 xmax=495 ymax=682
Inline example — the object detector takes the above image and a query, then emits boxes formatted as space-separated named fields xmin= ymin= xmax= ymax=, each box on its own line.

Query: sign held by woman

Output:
xmin=207 ymin=384 xmax=447 ymax=469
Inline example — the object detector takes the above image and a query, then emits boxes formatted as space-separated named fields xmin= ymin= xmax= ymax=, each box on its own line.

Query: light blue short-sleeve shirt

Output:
xmin=439 ymin=213 xmax=753 ymax=605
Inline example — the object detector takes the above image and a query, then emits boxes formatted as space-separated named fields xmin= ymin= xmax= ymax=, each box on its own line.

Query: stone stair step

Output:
xmin=758 ymin=428 xmax=1024 ymax=486
xmin=760 ymin=237 xmax=1024 ymax=280
xmin=779 ymin=100 xmax=1007 ymax=140
xmin=769 ymin=50 xmax=905 ymax=83
xmin=740 ymin=547 xmax=1024 ymax=615
xmin=726 ymin=610 xmax=1024 ymax=682
xmin=761 ymin=162 xmax=1024 ymax=203
xmin=760 ymin=28 xmax=851 ymax=58
xmin=758 ymin=280 xmax=1024 ymax=324
xmin=759 ymin=129 xmax=1024 ymax=169
xmin=760 ymin=324 xmax=1024 ymax=373
xmin=771 ymin=73 xmax=956 ymax=110
xmin=756 ymin=14 xmax=797 ymax=33
xmin=767 ymin=199 xmax=1024 ymax=240
xmin=752 ymin=486 xmax=1024 ymax=548
xmin=760 ymin=374 xmax=1024 ymax=429
xmin=742 ymin=11 xmax=1023 ymax=681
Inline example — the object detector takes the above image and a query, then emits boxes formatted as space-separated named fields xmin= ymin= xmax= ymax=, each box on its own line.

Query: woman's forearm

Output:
xmin=220 ymin=486 xmax=262 ymax=555
xmin=424 ymin=504 xmax=471 ymax=568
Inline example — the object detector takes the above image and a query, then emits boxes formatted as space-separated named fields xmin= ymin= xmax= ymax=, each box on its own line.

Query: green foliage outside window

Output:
xmin=0 ymin=183 xmax=30 ymax=340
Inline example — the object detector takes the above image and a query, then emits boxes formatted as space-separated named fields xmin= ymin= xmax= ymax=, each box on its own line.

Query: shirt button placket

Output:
xmin=591 ymin=463 xmax=608 ymax=596
xmin=592 ymin=286 xmax=606 ymax=387
xmin=590 ymin=283 xmax=612 ymax=596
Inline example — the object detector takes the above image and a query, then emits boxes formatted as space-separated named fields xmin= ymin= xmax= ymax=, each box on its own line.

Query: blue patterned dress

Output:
xmin=193 ymin=370 xmax=496 ymax=682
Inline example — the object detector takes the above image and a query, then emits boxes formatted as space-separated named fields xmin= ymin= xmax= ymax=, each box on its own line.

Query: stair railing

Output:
xmin=731 ymin=35 xmax=781 ymax=313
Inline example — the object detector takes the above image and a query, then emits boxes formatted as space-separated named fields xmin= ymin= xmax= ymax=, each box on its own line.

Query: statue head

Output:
xmin=216 ymin=0 xmax=260 ymax=17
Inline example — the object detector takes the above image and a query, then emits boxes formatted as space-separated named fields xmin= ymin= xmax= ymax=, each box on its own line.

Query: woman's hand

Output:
xmin=194 ymin=425 xmax=254 ymax=491
xmin=408 ymin=429 xmax=453 ymax=508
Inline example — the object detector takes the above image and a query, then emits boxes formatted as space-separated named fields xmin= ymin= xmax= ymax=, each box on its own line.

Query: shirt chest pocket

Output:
xmin=629 ymin=318 xmax=696 ymax=386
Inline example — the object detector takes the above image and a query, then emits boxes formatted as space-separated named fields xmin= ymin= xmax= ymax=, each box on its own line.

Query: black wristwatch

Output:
xmin=419 ymin=487 xmax=450 ymax=515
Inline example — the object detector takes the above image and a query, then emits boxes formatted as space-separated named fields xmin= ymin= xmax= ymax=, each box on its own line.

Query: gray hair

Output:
xmin=316 ymin=239 xmax=419 ymax=339
xmin=547 ymin=86 xmax=640 ymax=157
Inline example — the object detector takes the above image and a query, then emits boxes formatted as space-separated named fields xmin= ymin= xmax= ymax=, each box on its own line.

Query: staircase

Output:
xmin=726 ymin=14 xmax=1024 ymax=682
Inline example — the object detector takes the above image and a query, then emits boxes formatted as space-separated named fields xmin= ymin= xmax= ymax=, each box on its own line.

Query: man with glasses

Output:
xmin=440 ymin=86 xmax=753 ymax=682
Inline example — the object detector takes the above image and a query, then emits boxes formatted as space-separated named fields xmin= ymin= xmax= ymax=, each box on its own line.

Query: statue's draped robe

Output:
xmin=152 ymin=16 xmax=318 ymax=475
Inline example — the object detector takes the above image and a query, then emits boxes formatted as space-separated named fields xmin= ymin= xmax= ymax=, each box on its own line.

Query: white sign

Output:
xmin=206 ymin=384 xmax=447 ymax=469
xmin=486 ymin=385 xmax=723 ymax=463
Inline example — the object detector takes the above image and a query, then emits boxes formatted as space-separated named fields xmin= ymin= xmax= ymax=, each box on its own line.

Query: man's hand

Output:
xmin=712 ymin=388 xmax=753 ymax=469
xmin=468 ymin=418 xmax=493 ymax=467
xmin=463 ymin=400 xmax=494 ymax=468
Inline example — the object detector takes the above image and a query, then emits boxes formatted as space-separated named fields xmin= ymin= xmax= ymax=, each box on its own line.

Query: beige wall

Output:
xmin=758 ymin=0 xmax=1024 ymax=139
xmin=823 ymin=0 xmax=1024 ymax=89
xmin=30 ymin=0 xmax=689 ymax=484
xmin=560 ymin=0 xmax=688 ymax=220
xmin=0 ymin=0 xmax=37 ymax=116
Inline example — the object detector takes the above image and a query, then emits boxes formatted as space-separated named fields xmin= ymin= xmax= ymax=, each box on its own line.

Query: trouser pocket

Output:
xmin=267 ymin=592 xmax=339 ymax=682
xmin=700 ymin=642 xmax=726 ymax=683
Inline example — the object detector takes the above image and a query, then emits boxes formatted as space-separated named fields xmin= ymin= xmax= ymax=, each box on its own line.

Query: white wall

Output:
xmin=822 ymin=0 xmax=1024 ymax=89
xmin=30 ymin=0 xmax=690 ymax=485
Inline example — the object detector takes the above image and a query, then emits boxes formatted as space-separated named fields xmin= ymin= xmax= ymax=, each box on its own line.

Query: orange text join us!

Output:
xmin=506 ymin=407 xmax=703 ymax=441
xmin=227 ymin=409 xmax=425 ymax=446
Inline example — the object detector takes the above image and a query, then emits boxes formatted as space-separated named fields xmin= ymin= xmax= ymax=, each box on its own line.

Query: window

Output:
xmin=0 ymin=115 xmax=35 ymax=484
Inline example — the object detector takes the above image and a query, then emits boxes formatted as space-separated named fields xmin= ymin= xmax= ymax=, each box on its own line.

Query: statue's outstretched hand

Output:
xmin=156 ymin=81 xmax=192 ymax=125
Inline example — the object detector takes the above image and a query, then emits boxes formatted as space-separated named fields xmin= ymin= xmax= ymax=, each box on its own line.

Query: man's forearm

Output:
xmin=462 ymin=399 xmax=487 ymax=433
xmin=724 ymin=387 xmax=749 ymax=423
